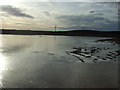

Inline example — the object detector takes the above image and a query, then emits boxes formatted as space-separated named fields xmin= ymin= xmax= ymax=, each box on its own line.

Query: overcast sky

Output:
xmin=0 ymin=0 xmax=119 ymax=31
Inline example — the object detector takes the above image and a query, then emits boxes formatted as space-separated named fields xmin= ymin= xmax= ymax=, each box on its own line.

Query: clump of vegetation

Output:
xmin=95 ymin=38 xmax=120 ymax=44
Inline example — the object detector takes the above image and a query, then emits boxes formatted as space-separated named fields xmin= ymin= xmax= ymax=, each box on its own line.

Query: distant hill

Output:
xmin=0 ymin=29 xmax=120 ymax=38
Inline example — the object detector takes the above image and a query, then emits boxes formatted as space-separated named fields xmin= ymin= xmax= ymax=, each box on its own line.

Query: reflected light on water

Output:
xmin=0 ymin=35 xmax=6 ymax=71
xmin=0 ymin=54 xmax=7 ymax=88
xmin=0 ymin=54 xmax=6 ymax=71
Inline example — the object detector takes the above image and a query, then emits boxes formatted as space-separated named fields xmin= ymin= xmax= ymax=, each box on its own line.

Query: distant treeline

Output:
xmin=0 ymin=29 xmax=120 ymax=38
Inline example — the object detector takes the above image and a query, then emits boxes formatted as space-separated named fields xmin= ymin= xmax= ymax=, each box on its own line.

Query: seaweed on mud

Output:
xmin=66 ymin=45 xmax=119 ymax=63
xmin=95 ymin=38 xmax=120 ymax=44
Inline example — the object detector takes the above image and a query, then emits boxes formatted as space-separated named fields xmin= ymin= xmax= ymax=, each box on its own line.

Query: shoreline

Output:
xmin=0 ymin=29 xmax=120 ymax=38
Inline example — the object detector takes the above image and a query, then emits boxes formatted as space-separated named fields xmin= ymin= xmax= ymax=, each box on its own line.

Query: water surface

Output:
xmin=0 ymin=35 xmax=118 ymax=88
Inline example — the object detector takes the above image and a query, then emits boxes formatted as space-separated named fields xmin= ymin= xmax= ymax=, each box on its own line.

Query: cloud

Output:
xmin=15 ymin=22 xmax=31 ymax=25
xmin=89 ymin=10 xmax=95 ymax=13
xmin=19 ymin=0 xmax=120 ymax=2
xmin=43 ymin=11 xmax=51 ymax=16
xmin=89 ymin=10 xmax=104 ymax=16
xmin=57 ymin=26 xmax=85 ymax=30
xmin=56 ymin=15 xmax=118 ymax=30
xmin=56 ymin=15 xmax=110 ymax=25
xmin=1 ymin=5 xmax=34 ymax=18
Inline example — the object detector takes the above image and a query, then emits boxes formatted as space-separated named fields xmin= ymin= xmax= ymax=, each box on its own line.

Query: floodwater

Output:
xmin=0 ymin=35 xmax=118 ymax=88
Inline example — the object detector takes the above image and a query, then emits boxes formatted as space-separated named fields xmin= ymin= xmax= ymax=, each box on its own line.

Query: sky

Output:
xmin=0 ymin=0 xmax=119 ymax=31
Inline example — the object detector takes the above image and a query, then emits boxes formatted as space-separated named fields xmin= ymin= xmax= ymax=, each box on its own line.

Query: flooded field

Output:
xmin=0 ymin=35 xmax=119 ymax=88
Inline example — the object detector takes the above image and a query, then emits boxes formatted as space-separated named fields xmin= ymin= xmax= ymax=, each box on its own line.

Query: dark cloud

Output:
xmin=56 ymin=15 xmax=118 ymax=31
xmin=1 ymin=5 xmax=34 ymax=18
xmin=89 ymin=10 xmax=104 ymax=16
xmin=43 ymin=11 xmax=51 ymax=16
xmin=15 ymin=22 xmax=31 ymax=25
xmin=89 ymin=10 xmax=95 ymax=13
xmin=95 ymin=13 xmax=104 ymax=15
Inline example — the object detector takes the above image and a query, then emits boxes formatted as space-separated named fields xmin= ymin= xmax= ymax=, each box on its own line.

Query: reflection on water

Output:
xmin=0 ymin=54 xmax=7 ymax=88
xmin=0 ymin=54 xmax=6 ymax=71
xmin=0 ymin=35 xmax=118 ymax=88
xmin=0 ymin=35 xmax=8 ymax=88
